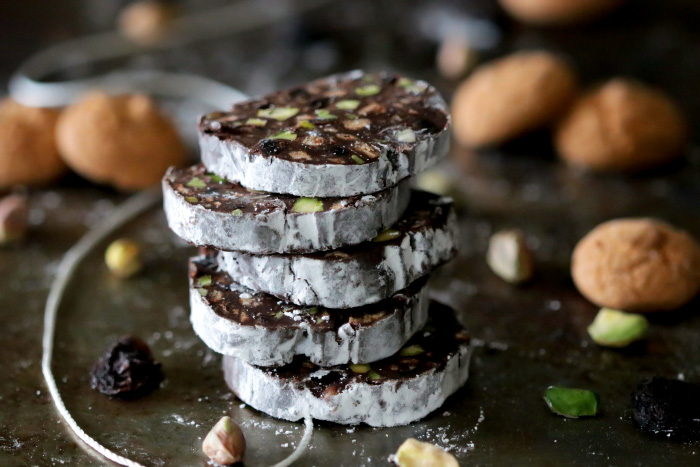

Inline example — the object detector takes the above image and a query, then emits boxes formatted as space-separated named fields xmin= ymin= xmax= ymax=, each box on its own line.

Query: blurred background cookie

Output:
xmin=499 ymin=0 xmax=627 ymax=26
xmin=451 ymin=51 xmax=577 ymax=148
xmin=0 ymin=98 xmax=64 ymax=189
xmin=117 ymin=0 xmax=178 ymax=46
xmin=555 ymin=79 xmax=687 ymax=172
xmin=56 ymin=92 xmax=187 ymax=190
xmin=572 ymin=218 xmax=700 ymax=312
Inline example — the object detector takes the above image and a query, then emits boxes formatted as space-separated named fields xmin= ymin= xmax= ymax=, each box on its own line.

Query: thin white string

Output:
xmin=42 ymin=188 xmax=314 ymax=466
xmin=271 ymin=416 xmax=314 ymax=467
xmin=8 ymin=0 xmax=332 ymax=108
xmin=42 ymin=188 xmax=161 ymax=467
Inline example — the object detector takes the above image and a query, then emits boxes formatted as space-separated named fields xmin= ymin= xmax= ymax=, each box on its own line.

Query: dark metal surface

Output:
xmin=1 ymin=1 xmax=700 ymax=465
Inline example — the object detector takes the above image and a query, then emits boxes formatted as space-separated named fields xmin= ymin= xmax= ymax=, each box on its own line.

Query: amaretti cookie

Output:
xmin=217 ymin=190 xmax=457 ymax=308
xmin=222 ymin=302 xmax=473 ymax=427
xmin=163 ymin=164 xmax=410 ymax=254
xmin=572 ymin=218 xmax=700 ymax=312
xmin=57 ymin=92 xmax=186 ymax=190
xmin=189 ymin=256 xmax=430 ymax=367
xmin=198 ymin=70 xmax=450 ymax=197
xmin=0 ymin=98 xmax=65 ymax=189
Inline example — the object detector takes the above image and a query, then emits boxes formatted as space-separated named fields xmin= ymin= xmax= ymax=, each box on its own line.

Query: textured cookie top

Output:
xmin=165 ymin=164 xmax=391 ymax=215
xmin=258 ymin=302 xmax=470 ymax=397
xmin=189 ymin=256 xmax=427 ymax=330
xmin=199 ymin=70 xmax=449 ymax=166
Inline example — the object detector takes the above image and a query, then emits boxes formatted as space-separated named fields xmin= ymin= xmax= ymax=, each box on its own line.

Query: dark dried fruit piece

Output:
xmin=332 ymin=145 xmax=348 ymax=156
xmin=632 ymin=376 xmax=700 ymax=440
xmin=90 ymin=336 xmax=163 ymax=399
xmin=260 ymin=139 xmax=283 ymax=155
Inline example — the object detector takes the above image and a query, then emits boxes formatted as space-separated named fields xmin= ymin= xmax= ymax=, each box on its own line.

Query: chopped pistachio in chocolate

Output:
xmin=164 ymin=164 xmax=395 ymax=216
xmin=255 ymin=302 xmax=469 ymax=398
xmin=190 ymin=255 xmax=428 ymax=332
xmin=199 ymin=71 xmax=448 ymax=166
xmin=216 ymin=190 xmax=456 ymax=307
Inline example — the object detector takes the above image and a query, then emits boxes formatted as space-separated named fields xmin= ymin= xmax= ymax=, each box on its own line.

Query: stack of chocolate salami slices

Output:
xmin=162 ymin=71 xmax=474 ymax=427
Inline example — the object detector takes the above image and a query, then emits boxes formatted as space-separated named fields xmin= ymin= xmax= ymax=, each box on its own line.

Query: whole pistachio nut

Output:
xmin=202 ymin=416 xmax=246 ymax=465
xmin=587 ymin=307 xmax=648 ymax=348
xmin=105 ymin=238 xmax=142 ymax=278
xmin=0 ymin=194 xmax=29 ymax=245
xmin=395 ymin=438 xmax=459 ymax=467
xmin=414 ymin=170 xmax=453 ymax=196
xmin=486 ymin=229 xmax=534 ymax=284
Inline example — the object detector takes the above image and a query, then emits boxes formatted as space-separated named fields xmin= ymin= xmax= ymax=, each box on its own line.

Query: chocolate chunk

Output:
xmin=261 ymin=139 xmax=283 ymax=155
xmin=90 ymin=336 xmax=163 ymax=399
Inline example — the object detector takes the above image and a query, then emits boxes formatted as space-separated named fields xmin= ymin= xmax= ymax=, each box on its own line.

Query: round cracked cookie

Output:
xmin=217 ymin=190 xmax=457 ymax=308
xmin=163 ymin=164 xmax=409 ymax=254
xmin=198 ymin=70 xmax=450 ymax=197
xmin=222 ymin=302 xmax=473 ymax=427
xmin=189 ymin=255 xmax=430 ymax=367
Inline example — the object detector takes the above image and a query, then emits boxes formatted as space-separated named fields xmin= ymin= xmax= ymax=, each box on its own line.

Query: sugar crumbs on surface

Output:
xmin=416 ymin=406 xmax=484 ymax=455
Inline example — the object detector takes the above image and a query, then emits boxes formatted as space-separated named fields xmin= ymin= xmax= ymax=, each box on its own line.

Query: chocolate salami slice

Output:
xmin=163 ymin=164 xmax=409 ymax=254
xmin=218 ymin=191 xmax=457 ymax=308
xmin=222 ymin=302 xmax=472 ymax=427
xmin=189 ymin=256 xmax=429 ymax=367
xmin=199 ymin=70 xmax=450 ymax=197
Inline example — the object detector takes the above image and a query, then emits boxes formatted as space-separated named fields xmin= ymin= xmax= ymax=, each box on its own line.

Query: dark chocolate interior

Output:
xmin=165 ymin=164 xmax=391 ymax=214
xmin=258 ymin=302 xmax=470 ymax=398
xmin=190 ymin=255 xmax=427 ymax=331
xmin=200 ymin=71 xmax=448 ymax=166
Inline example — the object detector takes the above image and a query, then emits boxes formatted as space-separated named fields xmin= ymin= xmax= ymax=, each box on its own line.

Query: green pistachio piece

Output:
xmin=314 ymin=109 xmax=337 ymax=120
xmin=232 ymin=209 xmax=243 ymax=216
xmin=292 ymin=197 xmax=323 ymax=213
xmin=368 ymin=371 xmax=384 ymax=380
xmin=351 ymin=155 xmax=365 ymax=165
xmin=257 ymin=107 xmax=299 ymax=120
xmin=399 ymin=345 xmax=424 ymax=357
xmin=298 ymin=120 xmax=316 ymax=130
xmin=345 ymin=113 xmax=358 ymax=120
xmin=355 ymin=84 xmax=381 ymax=96
xmin=187 ymin=178 xmax=206 ymax=188
xmin=105 ymin=238 xmax=141 ymax=279
xmin=246 ymin=117 xmax=267 ymax=126
xmin=197 ymin=275 xmax=212 ymax=287
xmin=197 ymin=288 xmax=208 ymax=297
xmin=185 ymin=196 xmax=199 ymax=204
xmin=336 ymin=99 xmax=360 ymax=110
xmin=274 ymin=311 xmax=284 ymax=319
xmin=207 ymin=173 xmax=226 ymax=183
xmin=307 ymin=307 xmax=319 ymax=315
xmin=588 ymin=308 xmax=648 ymax=348
xmin=269 ymin=130 xmax=297 ymax=141
xmin=315 ymin=316 xmax=325 ymax=324
xmin=544 ymin=386 xmax=600 ymax=418
xmin=398 ymin=77 xmax=413 ymax=87
xmin=372 ymin=229 xmax=401 ymax=242
xmin=349 ymin=364 xmax=371 ymax=374
xmin=398 ymin=78 xmax=428 ymax=94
